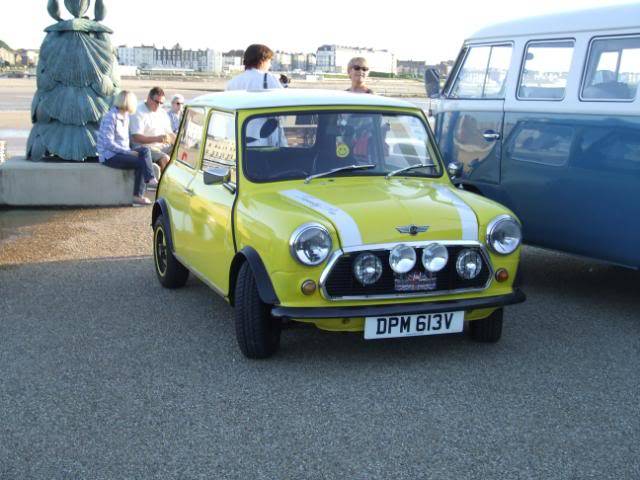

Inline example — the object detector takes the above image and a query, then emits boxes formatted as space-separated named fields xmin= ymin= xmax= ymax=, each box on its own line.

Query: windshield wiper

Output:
xmin=304 ymin=164 xmax=375 ymax=184
xmin=385 ymin=162 xmax=436 ymax=179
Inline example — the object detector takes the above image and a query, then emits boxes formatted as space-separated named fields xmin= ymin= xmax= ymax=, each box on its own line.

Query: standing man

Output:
xmin=130 ymin=87 xmax=175 ymax=173
xmin=168 ymin=93 xmax=184 ymax=133
xmin=226 ymin=44 xmax=282 ymax=91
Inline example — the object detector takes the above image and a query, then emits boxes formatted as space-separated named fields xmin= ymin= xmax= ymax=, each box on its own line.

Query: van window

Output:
xmin=582 ymin=36 xmax=640 ymax=101
xmin=518 ymin=40 xmax=575 ymax=100
xmin=449 ymin=44 xmax=512 ymax=99
xmin=203 ymin=111 xmax=236 ymax=183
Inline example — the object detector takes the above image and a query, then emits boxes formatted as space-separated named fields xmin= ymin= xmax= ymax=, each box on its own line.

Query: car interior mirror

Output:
xmin=424 ymin=68 xmax=441 ymax=98
xmin=203 ymin=166 xmax=231 ymax=185
xmin=260 ymin=118 xmax=279 ymax=138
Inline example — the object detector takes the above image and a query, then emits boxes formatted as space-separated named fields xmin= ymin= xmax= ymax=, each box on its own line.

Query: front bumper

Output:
xmin=271 ymin=289 xmax=525 ymax=319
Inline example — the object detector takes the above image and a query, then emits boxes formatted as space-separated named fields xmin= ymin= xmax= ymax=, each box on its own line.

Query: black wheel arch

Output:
xmin=229 ymin=247 xmax=280 ymax=307
xmin=152 ymin=198 xmax=175 ymax=252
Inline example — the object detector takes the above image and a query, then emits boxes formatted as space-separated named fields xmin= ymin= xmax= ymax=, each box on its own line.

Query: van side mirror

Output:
xmin=424 ymin=68 xmax=441 ymax=98
xmin=203 ymin=166 xmax=231 ymax=185
xmin=447 ymin=161 xmax=463 ymax=179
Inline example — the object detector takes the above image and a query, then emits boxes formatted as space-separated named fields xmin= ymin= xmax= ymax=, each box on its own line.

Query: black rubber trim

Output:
xmin=240 ymin=247 xmax=280 ymax=305
xmin=153 ymin=198 xmax=175 ymax=252
xmin=271 ymin=289 xmax=525 ymax=319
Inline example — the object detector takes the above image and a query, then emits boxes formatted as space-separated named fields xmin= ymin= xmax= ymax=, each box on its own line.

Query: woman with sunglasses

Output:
xmin=346 ymin=57 xmax=373 ymax=94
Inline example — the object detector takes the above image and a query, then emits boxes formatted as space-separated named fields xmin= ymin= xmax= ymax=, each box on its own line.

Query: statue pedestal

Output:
xmin=0 ymin=157 xmax=136 ymax=207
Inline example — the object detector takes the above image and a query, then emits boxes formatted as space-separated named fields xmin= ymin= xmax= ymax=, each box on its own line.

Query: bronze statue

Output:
xmin=28 ymin=0 xmax=119 ymax=161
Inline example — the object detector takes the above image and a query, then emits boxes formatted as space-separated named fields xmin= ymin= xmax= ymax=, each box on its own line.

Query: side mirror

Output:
xmin=424 ymin=68 xmax=441 ymax=98
xmin=447 ymin=161 xmax=463 ymax=179
xmin=203 ymin=166 xmax=231 ymax=185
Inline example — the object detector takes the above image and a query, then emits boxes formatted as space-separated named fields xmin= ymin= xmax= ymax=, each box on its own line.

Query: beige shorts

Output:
xmin=148 ymin=145 xmax=173 ymax=163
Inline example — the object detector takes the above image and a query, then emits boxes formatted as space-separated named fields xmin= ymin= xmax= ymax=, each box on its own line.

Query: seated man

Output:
xmin=129 ymin=87 xmax=175 ymax=171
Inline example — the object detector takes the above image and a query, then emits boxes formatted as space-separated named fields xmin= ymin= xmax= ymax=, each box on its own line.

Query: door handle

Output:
xmin=183 ymin=186 xmax=195 ymax=196
xmin=482 ymin=131 xmax=501 ymax=141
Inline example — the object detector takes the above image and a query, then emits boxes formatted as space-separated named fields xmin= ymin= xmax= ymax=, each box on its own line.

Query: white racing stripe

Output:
xmin=281 ymin=189 xmax=363 ymax=247
xmin=434 ymin=185 xmax=478 ymax=241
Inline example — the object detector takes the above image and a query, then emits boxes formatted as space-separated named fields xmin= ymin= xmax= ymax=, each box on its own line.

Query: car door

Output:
xmin=164 ymin=107 xmax=206 ymax=260
xmin=186 ymin=110 xmax=237 ymax=294
xmin=433 ymin=44 xmax=512 ymax=190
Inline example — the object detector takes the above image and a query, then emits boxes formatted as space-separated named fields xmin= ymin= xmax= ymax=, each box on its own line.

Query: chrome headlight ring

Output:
xmin=486 ymin=215 xmax=522 ymax=255
xmin=289 ymin=223 xmax=333 ymax=266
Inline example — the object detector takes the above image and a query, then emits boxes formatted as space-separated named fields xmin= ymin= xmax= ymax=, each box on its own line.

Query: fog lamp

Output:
xmin=456 ymin=249 xmax=483 ymax=280
xmin=389 ymin=244 xmax=417 ymax=274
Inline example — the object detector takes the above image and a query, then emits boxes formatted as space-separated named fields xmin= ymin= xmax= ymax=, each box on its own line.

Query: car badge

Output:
xmin=396 ymin=225 xmax=429 ymax=236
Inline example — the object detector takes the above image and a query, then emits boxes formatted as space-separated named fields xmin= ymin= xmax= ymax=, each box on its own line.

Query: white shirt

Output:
xmin=129 ymin=102 xmax=173 ymax=149
xmin=226 ymin=68 xmax=283 ymax=91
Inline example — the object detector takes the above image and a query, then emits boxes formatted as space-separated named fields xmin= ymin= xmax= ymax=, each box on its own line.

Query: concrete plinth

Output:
xmin=0 ymin=156 xmax=135 ymax=207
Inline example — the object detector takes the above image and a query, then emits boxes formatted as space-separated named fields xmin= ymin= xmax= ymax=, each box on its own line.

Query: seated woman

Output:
xmin=97 ymin=91 xmax=156 ymax=206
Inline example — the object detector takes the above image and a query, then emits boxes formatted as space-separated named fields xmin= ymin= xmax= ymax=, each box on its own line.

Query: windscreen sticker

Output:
xmin=433 ymin=185 xmax=478 ymax=241
xmin=336 ymin=143 xmax=350 ymax=158
xmin=281 ymin=190 xmax=362 ymax=247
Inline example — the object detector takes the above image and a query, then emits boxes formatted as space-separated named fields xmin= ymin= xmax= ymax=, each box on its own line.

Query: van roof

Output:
xmin=187 ymin=89 xmax=415 ymax=111
xmin=468 ymin=4 xmax=640 ymax=42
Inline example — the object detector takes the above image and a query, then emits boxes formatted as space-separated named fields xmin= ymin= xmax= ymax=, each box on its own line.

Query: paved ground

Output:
xmin=0 ymin=206 xmax=638 ymax=479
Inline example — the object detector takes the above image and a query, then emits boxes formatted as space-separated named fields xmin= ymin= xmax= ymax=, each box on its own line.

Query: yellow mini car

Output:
xmin=151 ymin=90 xmax=525 ymax=358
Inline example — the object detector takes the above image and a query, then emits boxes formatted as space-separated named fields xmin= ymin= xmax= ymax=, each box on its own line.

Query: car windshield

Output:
xmin=242 ymin=111 xmax=441 ymax=182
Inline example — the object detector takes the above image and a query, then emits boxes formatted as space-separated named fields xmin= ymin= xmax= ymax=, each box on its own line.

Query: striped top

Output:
xmin=97 ymin=107 xmax=133 ymax=162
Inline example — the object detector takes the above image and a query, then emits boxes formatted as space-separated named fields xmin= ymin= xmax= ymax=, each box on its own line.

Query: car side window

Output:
xmin=518 ymin=40 xmax=575 ymax=101
xmin=175 ymin=107 xmax=206 ymax=169
xmin=449 ymin=44 xmax=512 ymax=99
xmin=582 ymin=36 xmax=640 ymax=101
xmin=203 ymin=111 xmax=236 ymax=184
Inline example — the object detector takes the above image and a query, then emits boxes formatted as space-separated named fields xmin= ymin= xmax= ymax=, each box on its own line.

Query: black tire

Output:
xmin=470 ymin=308 xmax=503 ymax=343
xmin=153 ymin=216 xmax=189 ymax=289
xmin=235 ymin=262 xmax=281 ymax=359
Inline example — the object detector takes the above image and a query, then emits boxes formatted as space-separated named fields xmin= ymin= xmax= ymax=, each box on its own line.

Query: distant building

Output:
xmin=15 ymin=49 xmax=39 ymax=67
xmin=306 ymin=53 xmax=317 ymax=72
xmin=316 ymin=45 xmax=396 ymax=74
xmin=222 ymin=54 xmax=243 ymax=74
xmin=397 ymin=60 xmax=427 ymax=77
xmin=0 ymin=47 xmax=14 ymax=66
xmin=117 ymin=44 xmax=222 ymax=73
xmin=272 ymin=51 xmax=292 ymax=72
xmin=117 ymin=45 xmax=154 ymax=69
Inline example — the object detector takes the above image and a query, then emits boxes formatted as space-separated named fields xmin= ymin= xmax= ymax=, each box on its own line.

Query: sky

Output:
xmin=2 ymin=0 xmax=639 ymax=63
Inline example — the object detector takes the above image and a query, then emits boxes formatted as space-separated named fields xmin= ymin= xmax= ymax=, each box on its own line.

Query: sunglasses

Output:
xmin=152 ymin=98 xmax=165 ymax=105
xmin=352 ymin=65 xmax=369 ymax=72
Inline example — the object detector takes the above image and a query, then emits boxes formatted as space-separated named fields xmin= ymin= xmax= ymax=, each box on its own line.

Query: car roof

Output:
xmin=467 ymin=3 xmax=640 ymax=42
xmin=187 ymin=89 xmax=416 ymax=111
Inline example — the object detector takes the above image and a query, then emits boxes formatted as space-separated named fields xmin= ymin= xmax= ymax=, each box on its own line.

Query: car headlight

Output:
xmin=290 ymin=223 xmax=332 ymax=266
xmin=421 ymin=243 xmax=448 ymax=272
xmin=456 ymin=249 xmax=483 ymax=280
xmin=353 ymin=253 xmax=383 ymax=285
xmin=487 ymin=215 xmax=522 ymax=255
xmin=389 ymin=244 xmax=417 ymax=273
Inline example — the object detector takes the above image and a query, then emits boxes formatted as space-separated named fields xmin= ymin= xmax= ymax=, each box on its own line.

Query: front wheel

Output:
xmin=153 ymin=216 xmax=189 ymax=289
xmin=469 ymin=308 xmax=503 ymax=343
xmin=235 ymin=262 xmax=281 ymax=359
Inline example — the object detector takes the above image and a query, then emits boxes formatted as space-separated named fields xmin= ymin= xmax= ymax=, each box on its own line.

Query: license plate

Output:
xmin=364 ymin=311 xmax=464 ymax=340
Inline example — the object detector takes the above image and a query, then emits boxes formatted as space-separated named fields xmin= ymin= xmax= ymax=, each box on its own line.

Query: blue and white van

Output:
xmin=426 ymin=4 xmax=640 ymax=269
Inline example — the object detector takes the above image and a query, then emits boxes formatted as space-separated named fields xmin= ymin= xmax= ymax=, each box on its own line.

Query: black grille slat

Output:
xmin=324 ymin=246 xmax=490 ymax=298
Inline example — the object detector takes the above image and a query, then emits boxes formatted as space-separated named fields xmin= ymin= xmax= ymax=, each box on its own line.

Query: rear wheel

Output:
xmin=153 ymin=217 xmax=189 ymax=289
xmin=469 ymin=308 xmax=503 ymax=343
xmin=235 ymin=262 xmax=281 ymax=359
